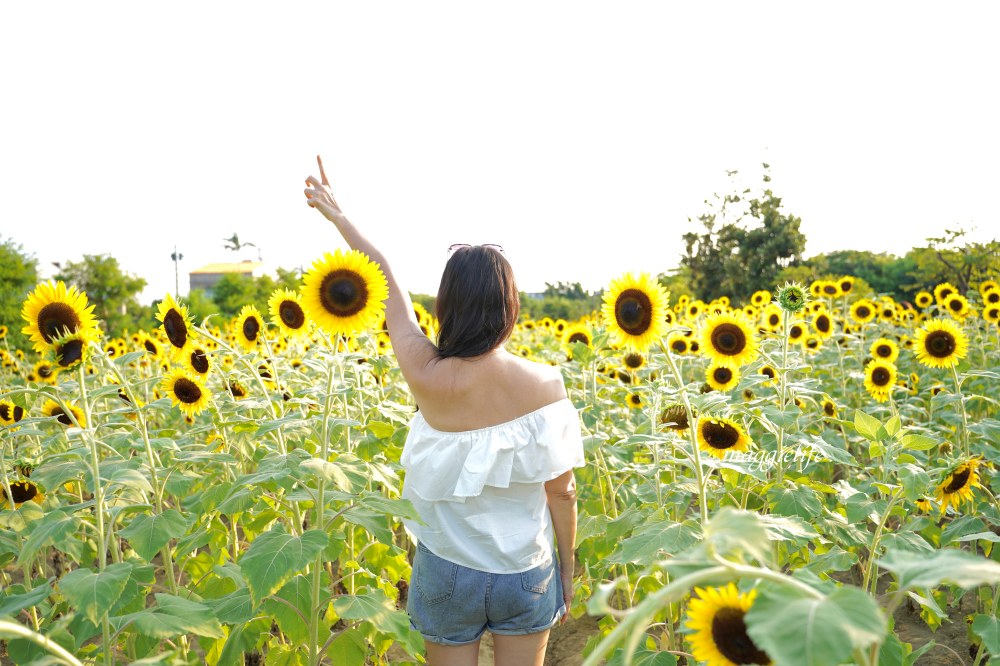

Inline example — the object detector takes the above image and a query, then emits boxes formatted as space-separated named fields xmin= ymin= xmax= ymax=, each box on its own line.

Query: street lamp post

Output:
xmin=170 ymin=246 xmax=183 ymax=296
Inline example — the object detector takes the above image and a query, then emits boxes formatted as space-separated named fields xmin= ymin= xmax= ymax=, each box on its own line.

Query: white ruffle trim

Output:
xmin=401 ymin=398 xmax=585 ymax=502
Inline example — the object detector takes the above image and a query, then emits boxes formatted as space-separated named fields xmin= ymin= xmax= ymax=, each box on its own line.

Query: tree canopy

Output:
xmin=0 ymin=237 xmax=40 ymax=350
xmin=53 ymin=254 xmax=149 ymax=335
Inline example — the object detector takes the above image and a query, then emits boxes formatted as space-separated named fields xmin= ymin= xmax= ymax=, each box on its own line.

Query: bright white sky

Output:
xmin=2 ymin=2 xmax=998 ymax=304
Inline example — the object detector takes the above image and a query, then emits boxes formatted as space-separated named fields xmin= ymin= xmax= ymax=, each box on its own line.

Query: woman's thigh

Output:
xmin=492 ymin=630 xmax=550 ymax=666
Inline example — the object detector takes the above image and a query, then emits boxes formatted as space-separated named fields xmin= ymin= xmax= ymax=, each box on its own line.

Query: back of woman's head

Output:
xmin=435 ymin=245 xmax=519 ymax=358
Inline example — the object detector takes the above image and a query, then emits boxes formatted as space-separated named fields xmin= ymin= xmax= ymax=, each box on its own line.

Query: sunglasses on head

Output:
xmin=447 ymin=243 xmax=505 ymax=254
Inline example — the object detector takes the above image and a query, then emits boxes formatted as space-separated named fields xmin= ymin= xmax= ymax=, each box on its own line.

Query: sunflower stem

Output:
xmin=309 ymin=352 xmax=338 ymax=666
xmin=775 ymin=312 xmax=792 ymax=486
xmin=662 ymin=344 xmax=708 ymax=526
xmin=861 ymin=486 xmax=903 ymax=596
xmin=950 ymin=364 xmax=969 ymax=457
xmin=0 ymin=619 xmax=85 ymax=666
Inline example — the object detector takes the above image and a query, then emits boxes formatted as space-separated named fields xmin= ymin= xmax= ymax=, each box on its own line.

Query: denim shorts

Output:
xmin=406 ymin=541 xmax=565 ymax=646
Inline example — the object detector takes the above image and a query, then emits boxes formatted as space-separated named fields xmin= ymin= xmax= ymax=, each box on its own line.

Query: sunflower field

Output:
xmin=3 ymin=251 xmax=1000 ymax=666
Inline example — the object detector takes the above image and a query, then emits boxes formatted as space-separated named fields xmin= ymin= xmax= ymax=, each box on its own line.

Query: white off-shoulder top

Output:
xmin=400 ymin=398 xmax=585 ymax=573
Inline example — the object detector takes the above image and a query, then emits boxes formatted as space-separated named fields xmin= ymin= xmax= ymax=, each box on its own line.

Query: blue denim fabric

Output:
xmin=407 ymin=541 xmax=565 ymax=646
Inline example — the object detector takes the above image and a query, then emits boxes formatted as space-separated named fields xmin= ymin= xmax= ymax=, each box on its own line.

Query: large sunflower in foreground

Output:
xmin=686 ymin=583 xmax=771 ymax=666
xmin=600 ymin=273 xmax=669 ymax=352
xmin=234 ymin=305 xmax=265 ymax=352
xmin=156 ymin=293 xmax=193 ymax=355
xmin=268 ymin=288 xmax=309 ymax=339
xmin=696 ymin=415 xmax=752 ymax=459
xmin=936 ymin=458 xmax=982 ymax=514
xmin=914 ymin=319 xmax=968 ymax=369
xmin=162 ymin=370 xmax=211 ymax=417
xmin=302 ymin=250 xmax=389 ymax=336
xmin=701 ymin=311 xmax=759 ymax=367
xmin=863 ymin=359 xmax=897 ymax=403
xmin=21 ymin=280 xmax=100 ymax=353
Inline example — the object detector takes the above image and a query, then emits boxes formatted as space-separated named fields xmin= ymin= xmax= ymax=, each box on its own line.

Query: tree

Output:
xmin=208 ymin=268 xmax=303 ymax=319
xmin=908 ymin=228 xmax=1000 ymax=296
xmin=680 ymin=165 xmax=806 ymax=302
xmin=0 ymin=236 xmax=40 ymax=351
xmin=53 ymin=254 xmax=148 ymax=336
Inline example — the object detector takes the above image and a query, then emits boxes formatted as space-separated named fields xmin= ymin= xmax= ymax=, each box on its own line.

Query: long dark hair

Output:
xmin=435 ymin=245 xmax=519 ymax=358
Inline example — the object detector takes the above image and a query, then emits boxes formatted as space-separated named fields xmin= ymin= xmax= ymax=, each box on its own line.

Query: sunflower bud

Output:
xmin=776 ymin=283 xmax=808 ymax=313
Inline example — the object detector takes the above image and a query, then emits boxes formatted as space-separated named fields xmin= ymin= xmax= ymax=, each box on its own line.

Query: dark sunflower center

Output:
xmin=761 ymin=367 xmax=775 ymax=379
xmin=118 ymin=388 xmax=132 ymax=405
xmin=4 ymin=481 xmax=38 ymax=504
xmin=856 ymin=305 xmax=871 ymax=318
xmin=939 ymin=288 xmax=954 ymax=300
xmin=824 ymin=402 xmax=836 ymax=417
xmin=871 ymin=367 xmax=891 ymax=387
xmin=987 ymin=292 xmax=1000 ymax=304
xmin=163 ymin=309 xmax=188 ymax=348
xmin=823 ymin=284 xmax=837 ymax=296
xmin=629 ymin=395 xmax=642 ymax=405
xmin=789 ymin=325 xmax=804 ymax=340
xmin=258 ymin=364 xmax=273 ymax=380
xmin=57 ymin=339 xmax=85 ymax=367
xmin=671 ymin=339 xmax=687 ymax=353
xmin=624 ymin=353 xmax=643 ymax=369
xmin=840 ymin=280 xmax=852 ymax=292
xmin=768 ymin=314 xmax=780 ymax=326
xmin=190 ymin=350 xmax=209 ymax=374
xmin=712 ymin=367 xmax=733 ymax=384
xmin=944 ymin=467 xmax=972 ymax=493
xmin=711 ymin=607 xmax=770 ymax=665
xmin=0 ymin=404 xmax=9 ymax=420
xmin=242 ymin=316 xmax=261 ymax=342
xmin=53 ymin=407 xmax=73 ymax=426
xmin=614 ymin=289 xmax=653 ymax=336
xmin=925 ymin=330 xmax=956 ymax=358
xmin=702 ymin=421 xmax=740 ymax=449
xmin=173 ymin=378 xmax=202 ymax=404
xmin=806 ymin=338 xmax=819 ymax=348
xmin=876 ymin=344 xmax=892 ymax=358
xmin=37 ymin=302 xmax=81 ymax=343
xmin=144 ymin=340 xmax=158 ymax=355
xmin=279 ymin=301 xmax=306 ymax=329
xmin=38 ymin=364 xmax=54 ymax=378
xmin=815 ymin=315 xmax=831 ymax=333
xmin=711 ymin=323 xmax=746 ymax=355
xmin=12 ymin=405 xmax=23 ymax=422
xmin=229 ymin=381 xmax=246 ymax=398
xmin=948 ymin=299 xmax=963 ymax=312
xmin=568 ymin=332 xmax=589 ymax=345
xmin=320 ymin=270 xmax=369 ymax=317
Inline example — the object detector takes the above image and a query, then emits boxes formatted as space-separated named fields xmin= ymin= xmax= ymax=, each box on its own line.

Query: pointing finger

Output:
xmin=317 ymin=155 xmax=330 ymax=187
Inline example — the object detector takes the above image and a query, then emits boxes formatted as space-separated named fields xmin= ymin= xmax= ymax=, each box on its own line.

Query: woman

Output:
xmin=305 ymin=160 xmax=584 ymax=666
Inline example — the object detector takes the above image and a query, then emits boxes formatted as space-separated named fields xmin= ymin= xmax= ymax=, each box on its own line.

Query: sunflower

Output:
xmin=155 ymin=293 xmax=193 ymax=355
xmin=516 ymin=344 xmax=531 ymax=358
xmin=914 ymin=319 xmax=968 ymax=369
xmin=820 ymin=280 xmax=841 ymax=299
xmin=934 ymin=282 xmax=957 ymax=306
xmin=850 ymin=299 xmax=877 ymax=324
xmin=706 ymin=362 xmax=741 ymax=392
xmin=914 ymin=291 xmax=934 ymax=309
xmin=984 ymin=305 xmax=1000 ymax=325
xmin=686 ymin=301 xmax=704 ymax=320
xmin=162 ymin=370 xmax=211 ymax=417
xmin=622 ymin=352 xmax=646 ymax=371
xmin=234 ymin=305 xmax=265 ymax=352
xmin=821 ymin=397 xmax=838 ymax=418
xmin=803 ymin=335 xmax=821 ymax=352
xmin=32 ymin=360 xmax=59 ymax=385
xmin=140 ymin=332 xmax=163 ymax=360
xmin=838 ymin=276 xmax=855 ymax=295
xmin=0 ymin=324 xmax=6 ymax=340
xmin=757 ymin=364 xmax=777 ymax=386
xmin=264 ymin=288 xmax=307 ymax=339
xmin=626 ymin=392 xmax=644 ymax=409
xmin=600 ymin=272 xmax=669 ymax=352
xmin=185 ymin=346 xmax=212 ymax=377
xmin=982 ymin=287 xmax=1000 ymax=306
xmin=686 ymin=583 xmax=771 ymax=666
xmin=760 ymin=305 xmax=782 ymax=332
xmin=750 ymin=290 xmax=771 ymax=307
xmin=659 ymin=404 xmax=693 ymax=431
xmin=870 ymin=337 xmax=900 ymax=363
xmin=915 ymin=498 xmax=933 ymax=514
xmin=943 ymin=293 xmax=970 ymax=320
xmin=864 ymin=359 xmax=897 ymax=403
xmin=1 ymin=480 xmax=45 ymax=508
xmin=700 ymin=311 xmax=759 ymax=367
xmin=52 ymin=332 xmax=89 ymax=369
xmin=562 ymin=322 xmax=593 ymax=349
xmin=696 ymin=415 xmax=752 ymax=459
xmin=981 ymin=280 xmax=1000 ymax=298
xmin=0 ymin=400 xmax=26 ymax=426
xmin=936 ymin=458 xmax=982 ymax=514
xmin=21 ymin=280 xmax=100 ymax=353
xmin=301 ymin=249 xmax=389 ymax=337
xmin=42 ymin=399 xmax=86 ymax=427
xmin=667 ymin=334 xmax=689 ymax=355
xmin=787 ymin=323 xmax=805 ymax=344
xmin=811 ymin=311 xmax=834 ymax=339
xmin=228 ymin=379 xmax=249 ymax=400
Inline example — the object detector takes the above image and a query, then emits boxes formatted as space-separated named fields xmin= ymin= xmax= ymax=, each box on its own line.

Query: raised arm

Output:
xmin=304 ymin=158 xmax=440 ymax=390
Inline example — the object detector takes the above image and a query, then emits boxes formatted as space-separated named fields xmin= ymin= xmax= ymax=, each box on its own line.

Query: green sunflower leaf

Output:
xmin=879 ymin=548 xmax=1000 ymax=589
xmin=239 ymin=526 xmax=327 ymax=605
xmin=59 ymin=563 xmax=133 ymax=625
xmin=119 ymin=509 xmax=188 ymax=562
xmin=971 ymin=614 xmax=1000 ymax=655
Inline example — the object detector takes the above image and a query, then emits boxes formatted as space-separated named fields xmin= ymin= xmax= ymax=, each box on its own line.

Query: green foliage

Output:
xmin=0 ymin=236 xmax=39 ymax=351
xmin=681 ymin=165 xmax=806 ymax=302
xmin=208 ymin=268 xmax=302 ymax=319
xmin=519 ymin=282 xmax=602 ymax=321
xmin=54 ymin=254 xmax=149 ymax=335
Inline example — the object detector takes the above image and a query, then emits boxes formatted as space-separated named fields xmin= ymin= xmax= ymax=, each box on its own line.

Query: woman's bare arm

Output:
xmin=545 ymin=469 xmax=577 ymax=623
xmin=303 ymin=158 xmax=440 ymax=391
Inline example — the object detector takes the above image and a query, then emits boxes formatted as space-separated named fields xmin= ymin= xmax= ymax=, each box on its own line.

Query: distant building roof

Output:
xmin=190 ymin=261 xmax=264 ymax=275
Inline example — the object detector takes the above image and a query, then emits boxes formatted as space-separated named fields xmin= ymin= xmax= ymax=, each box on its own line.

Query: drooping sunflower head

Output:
xmin=268 ymin=288 xmax=309 ymax=338
xmin=41 ymin=399 xmax=86 ymax=428
xmin=156 ymin=293 xmax=193 ymax=354
xmin=228 ymin=379 xmax=248 ymax=400
xmin=706 ymin=361 xmax=741 ymax=392
xmin=686 ymin=583 xmax=771 ymax=666
xmin=52 ymin=331 xmax=90 ymax=369
xmin=696 ymin=415 xmax=752 ymax=459
xmin=1 ymin=480 xmax=45 ymax=508
xmin=21 ymin=280 xmax=100 ymax=353
xmin=914 ymin=319 xmax=968 ymax=369
xmin=302 ymin=250 xmax=389 ymax=337
xmin=600 ymin=272 xmax=669 ymax=352
xmin=936 ymin=458 xmax=982 ymax=514
xmin=821 ymin=397 xmax=837 ymax=418
xmin=162 ymin=370 xmax=211 ymax=417
xmin=659 ymin=404 xmax=693 ymax=431
xmin=700 ymin=311 xmax=759 ymax=367
xmin=869 ymin=337 xmax=900 ymax=363
xmin=775 ymin=283 xmax=808 ymax=313
xmin=863 ymin=358 xmax=897 ymax=403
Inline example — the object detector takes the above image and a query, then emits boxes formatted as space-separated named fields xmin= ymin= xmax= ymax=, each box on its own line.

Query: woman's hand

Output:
xmin=304 ymin=155 xmax=347 ymax=224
